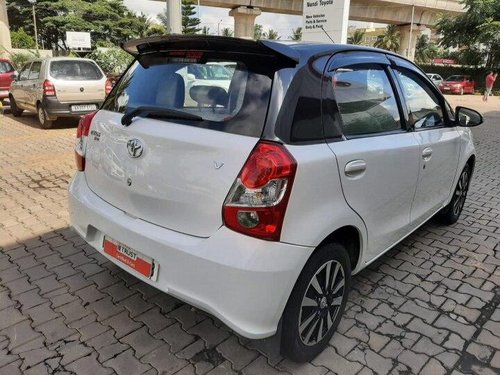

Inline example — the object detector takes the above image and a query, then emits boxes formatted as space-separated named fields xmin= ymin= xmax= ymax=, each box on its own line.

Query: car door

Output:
xmin=323 ymin=52 xmax=421 ymax=261
xmin=391 ymin=61 xmax=461 ymax=227
xmin=26 ymin=61 xmax=42 ymax=109
xmin=12 ymin=62 xmax=32 ymax=106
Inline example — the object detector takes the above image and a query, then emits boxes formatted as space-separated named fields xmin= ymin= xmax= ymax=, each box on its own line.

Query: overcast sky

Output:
xmin=123 ymin=0 xmax=303 ymax=38
xmin=123 ymin=0 xmax=378 ymax=38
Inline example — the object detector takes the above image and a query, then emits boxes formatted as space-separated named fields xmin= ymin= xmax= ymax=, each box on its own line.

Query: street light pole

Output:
xmin=28 ymin=0 xmax=38 ymax=50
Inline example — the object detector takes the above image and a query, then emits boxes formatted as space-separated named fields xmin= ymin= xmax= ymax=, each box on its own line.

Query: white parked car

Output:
xmin=69 ymin=36 xmax=483 ymax=361
xmin=9 ymin=57 xmax=111 ymax=128
xmin=426 ymin=73 xmax=444 ymax=87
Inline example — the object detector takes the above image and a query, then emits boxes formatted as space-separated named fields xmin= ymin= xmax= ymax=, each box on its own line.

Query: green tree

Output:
xmin=201 ymin=26 xmax=210 ymax=35
xmin=414 ymin=34 xmax=438 ymax=64
xmin=158 ymin=0 xmax=201 ymax=34
xmin=290 ymin=27 xmax=302 ymax=41
xmin=182 ymin=0 xmax=201 ymax=34
xmin=374 ymin=25 xmax=400 ymax=52
xmin=145 ymin=24 xmax=167 ymax=37
xmin=347 ymin=29 xmax=365 ymax=45
xmin=264 ymin=29 xmax=280 ymax=40
xmin=10 ymin=28 xmax=36 ymax=48
xmin=437 ymin=0 xmax=499 ymax=68
xmin=221 ymin=27 xmax=233 ymax=37
xmin=7 ymin=0 xmax=150 ymax=50
xmin=254 ymin=24 xmax=263 ymax=40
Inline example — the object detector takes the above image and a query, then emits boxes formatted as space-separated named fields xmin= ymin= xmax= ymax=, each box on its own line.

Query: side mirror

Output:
xmin=455 ymin=106 xmax=483 ymax=127
xmin=10 ymin=73 xmax=18 ymax=81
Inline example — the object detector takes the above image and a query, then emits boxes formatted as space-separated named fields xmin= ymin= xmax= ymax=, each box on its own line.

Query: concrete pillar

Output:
xmin=397 ymin=24 xmax=420 ymax=61
xmin=0 ymin=0 xmax=12 ymax=55
xmin=229 ymin=6 xmax=261 ymax=39
xmin=166 ymin=0 xmax=182 ymax=34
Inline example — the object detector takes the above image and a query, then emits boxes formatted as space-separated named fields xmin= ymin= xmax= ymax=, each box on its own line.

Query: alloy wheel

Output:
xmin=298 ymin=260 xmax=345 ymax=346
xmin=38 ymin=106 xmax=45 ymax=124
xmin=452 ymin=169 xmax=469 ymax=216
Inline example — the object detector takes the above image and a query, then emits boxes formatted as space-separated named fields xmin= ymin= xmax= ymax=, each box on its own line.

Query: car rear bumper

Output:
xmin=42 ymin=97 xmax=103 ymax=117
xmin=68 ymin=172 xmax=313 ymax=339
xmin=0 ymin=89 xmax=9 ymax=100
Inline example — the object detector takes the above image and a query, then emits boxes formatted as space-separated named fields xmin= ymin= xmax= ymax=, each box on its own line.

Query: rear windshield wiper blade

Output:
xmin=121 ymin=106 xmax=203 ymax=126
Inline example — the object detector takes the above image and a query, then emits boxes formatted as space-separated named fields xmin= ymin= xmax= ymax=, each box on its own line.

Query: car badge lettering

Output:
xmin=214 ymin=161 xmax=224 ymax=170
xmin=127 ymin=139 xmax=143 ymax=158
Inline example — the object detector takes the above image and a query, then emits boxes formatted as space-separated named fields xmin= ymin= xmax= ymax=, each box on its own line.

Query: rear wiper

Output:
xmin=121 ymin=106 xmax=203 ymax=126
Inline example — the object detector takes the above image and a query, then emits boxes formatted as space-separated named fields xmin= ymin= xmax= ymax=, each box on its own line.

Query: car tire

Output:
xmin=9 ymin=95 xmax=24 ymax=117
xmin=437 ymin=164 xmax=471 ymax=225
xmin=281 ymin=242 xmax=351 ymax=362
xmin=37 ymin=104 xmax=53 ymax=129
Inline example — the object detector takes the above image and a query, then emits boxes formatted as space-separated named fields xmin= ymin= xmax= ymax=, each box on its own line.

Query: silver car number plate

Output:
xmin=72 ymin=104 xmax=97 ymax=112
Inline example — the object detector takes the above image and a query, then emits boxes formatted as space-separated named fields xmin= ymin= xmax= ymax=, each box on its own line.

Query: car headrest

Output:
xmin=189 ymin=86 xmax=228 ymax=107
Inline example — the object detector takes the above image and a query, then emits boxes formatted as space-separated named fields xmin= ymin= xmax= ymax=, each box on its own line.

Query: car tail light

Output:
xmin=43 ymin=80 xmax=56 ymax=96
xmin=75 ymin=111 xmax=97 ymax=171
xmin=105 ymin=78 xmax=113 ymax=95
xmin=223 ymin=141 xmax=297 ymax=241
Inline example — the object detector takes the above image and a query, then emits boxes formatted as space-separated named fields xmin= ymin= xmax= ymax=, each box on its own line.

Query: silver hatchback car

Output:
xmin=9 ymin=57 xmax=110 ymax=128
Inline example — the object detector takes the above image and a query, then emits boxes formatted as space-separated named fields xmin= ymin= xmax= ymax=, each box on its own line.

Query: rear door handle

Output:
xmin=422 ymin=147 xmax=432 ymax=160
xmin=345 ymin=160 xmax=366 ymax=177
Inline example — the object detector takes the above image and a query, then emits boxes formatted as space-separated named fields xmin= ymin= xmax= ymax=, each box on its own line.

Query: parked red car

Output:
xmin=438 ymin=75 xmax=476 ymax=95
xmin=0 ymin=58 xmax=16 ymax=103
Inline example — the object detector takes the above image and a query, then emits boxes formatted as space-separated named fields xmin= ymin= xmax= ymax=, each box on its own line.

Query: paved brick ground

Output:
xmin=0 ymin=96 xmax=499 ymax=375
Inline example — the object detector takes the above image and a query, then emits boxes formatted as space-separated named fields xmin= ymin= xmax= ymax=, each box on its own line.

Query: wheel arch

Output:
xmin=315 ymin=225 xmax=363 ymax=272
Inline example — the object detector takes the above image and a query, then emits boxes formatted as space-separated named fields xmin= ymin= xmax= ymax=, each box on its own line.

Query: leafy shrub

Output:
xmin=11 ymin=28 xmax=36 ymax=49
xmin=7 ymin=49 xmax=40 ymax=69
xmin=87 ymin=47 xmax=133 ymax=75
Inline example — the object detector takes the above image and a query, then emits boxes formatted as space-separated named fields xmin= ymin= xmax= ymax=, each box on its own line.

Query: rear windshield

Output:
xmin=102 ymin=52 xmax=274 ymax=137
xmin=0 ymin=61 xmax=14 ymax=73
xmin=50 ymin=60 xmax=103 ymax=80
xmin=445 ymin=75 xmax=465 ymax=82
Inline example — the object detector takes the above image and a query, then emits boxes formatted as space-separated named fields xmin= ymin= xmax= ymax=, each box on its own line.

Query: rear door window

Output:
xmin=103 ymin=53 xmax=274 ymax=137
xmin=50 ymin=60 xmax=103 ymax=80
xmin=331 ymin=66 xmax=402 ymax=136
xmin=19 ymin=63 xmax=31 ymax=81
xmin=28 ymin=61 xmax=41 ymax=80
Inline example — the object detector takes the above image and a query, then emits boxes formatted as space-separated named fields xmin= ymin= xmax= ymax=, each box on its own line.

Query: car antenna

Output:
xmin=320 ymin=25 xmax=335 ymax=44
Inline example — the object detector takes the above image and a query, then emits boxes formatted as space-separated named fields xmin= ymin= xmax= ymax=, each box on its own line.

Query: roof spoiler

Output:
xmin=121 ymin=35 xmax=299 ymax=67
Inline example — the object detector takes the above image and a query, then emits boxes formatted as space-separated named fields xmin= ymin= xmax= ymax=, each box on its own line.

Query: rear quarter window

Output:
xmin=102 ymin=54 xmax=273 ymax=137
xmin=0 ymin=61 xmax=14 ymax=73
xmin=50 ymin=60 xmax=103 ymax=80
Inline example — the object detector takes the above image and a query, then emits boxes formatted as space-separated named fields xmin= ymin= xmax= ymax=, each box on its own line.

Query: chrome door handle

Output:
xmin=345 ymin=160 xmax=367 ymax=177
xmin=422 ymin=147 xmax=433 ymax=160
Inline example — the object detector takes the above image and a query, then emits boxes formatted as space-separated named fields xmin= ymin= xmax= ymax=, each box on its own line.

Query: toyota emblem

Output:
xmin=127 ymin=139 xmax=144 ymax=158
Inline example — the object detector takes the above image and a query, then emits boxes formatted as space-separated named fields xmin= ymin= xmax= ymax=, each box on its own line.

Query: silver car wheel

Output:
xmin=298 ymin=260 xmax=345 ymax=346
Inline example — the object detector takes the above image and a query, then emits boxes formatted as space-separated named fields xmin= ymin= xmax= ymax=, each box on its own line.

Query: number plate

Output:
xmin=71 ymin=104 xmax=97 ymax=112
xmin=103 ymin=237 xmax=157 ymax=280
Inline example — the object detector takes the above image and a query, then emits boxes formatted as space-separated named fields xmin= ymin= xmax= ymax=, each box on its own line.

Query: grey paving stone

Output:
xmin=313 ymin=346 xmax=363 ymax=374
xmin=87 ymin=296 xmax=125 ymax=321
xmin=121 ymin=326 xmax=164 ymax=358
xmin=346 ymin=345 xmax=392 ymax=374
xmin=67 ymin=353 xmax=113 ymax=375
xmin=102 ymin=310 xmax=142 ymax=338
xmin=243 ymin=356 xmax=289 ymax=375
xmin=136 ymin=306 xmax=174 ymax=335
xmin=142 ymin=344 xmax=188 ymax=374
xmin=155 ymin=321 xmax=196 ymax=353
xmin=37 ymin=317 xmax=78 ymax=345
xmin=216 ymin=336 xmax=259 ymax=371
xmin=397 ymin=349 xmax=429 ymax=373
xmin=188 ymin=319 xmax=231 ymax=348
xmin=104 ymin=348 xmax=152 ymax=374
xmin=434 ymin=315 xmax=476 ymax=341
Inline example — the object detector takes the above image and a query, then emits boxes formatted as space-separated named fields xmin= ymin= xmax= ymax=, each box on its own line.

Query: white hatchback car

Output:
xmin=69 ymin=36 xmax=483 ymax=361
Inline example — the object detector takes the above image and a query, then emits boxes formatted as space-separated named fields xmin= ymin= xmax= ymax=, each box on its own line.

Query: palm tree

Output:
xmin=374 ymin=25 xmax=400 ymax=52
xmin=254 ymin=24 xmax=263 ymax=40
xmin=414 ymin=34 xmax=438 ymax=64
xmin=264 ymin=29 xmax=280 ymax=40
xmin=290 ymin=27 xmax=302 ymax=41
xmin=347 ymin=29 xmax=365 ymax=45
xmin=222 ymin=28 xmax=233 ymax=37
